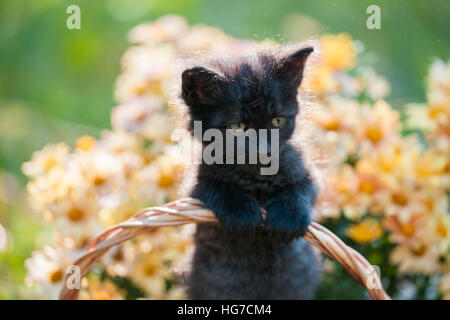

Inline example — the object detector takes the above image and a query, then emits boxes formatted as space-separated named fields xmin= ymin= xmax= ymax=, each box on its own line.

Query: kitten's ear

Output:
xmin=276 ymin=47 xmax=313 ymax=89
xmin=181 ymin=67 xmax=226 ymax=108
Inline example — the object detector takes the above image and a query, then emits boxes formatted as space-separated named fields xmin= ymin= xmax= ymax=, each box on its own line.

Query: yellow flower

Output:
xmin=320 ymin=165 xmax=370 ymax=220
xmin=359 ymin=180 xmax=376 ymax=195
xmin=81 ymin=279 xmax=125 ymax=300
xmin=357 ymin=135 xmax=420 ymax=186
xmin=305 ymin=64 xmax=338 ymax=93
xmin=311 ymin=97 xmax=359 ymax=134
xmin=320 ymin=33 xmax=356 ymax=71
xmin=414 ymin=149 xmax=448 ymax=190
xmin=50 ymin=197 xmax=102 ymax=249
xmin=408 ymin=59 xmax=450 ymax=153
xmin=428 ymin=103 xmax=449 ymax=121
xmin=22 ymin=143 xmax=70 ymax=177
xmin=377 ymin=185 xmax=427 ymax=224
xmin=25 ymin=246 xmax=79 ymax=299
xmin=309 ymin=97 xmax=361 ymax=157
xmin=355 ymin=160 xmax=383 ymax=196
xmin=383 ymin=214 xmax=427 ymax=245
xmin=435 ymin=217 xmax=449 ymax=239
xmin=130 ymin=154 xmax=184 ymax=205
xmin=346 ymin=219 xmax=383 ymax=243
xmin=26 ymin=155 xmax=102 ymax=248
xmin=77 ymin=145 xmax=141 ymax=196
xmin=76 ymin=136 xmax=96 ymax=152
xmin=425 ymin=213 xmax=450 ymax=253
xmin=26 ymin=167 xmax=69 ymax=210
xmin=131 ymin=249 xmax=169 ymax=298
xmin=114 ymin=45 xmax=176 ymax=103
xmin=357 ymin=100 xmax=401 ymax=150
xmin=390 ymin=243 xmax=440 ymax=275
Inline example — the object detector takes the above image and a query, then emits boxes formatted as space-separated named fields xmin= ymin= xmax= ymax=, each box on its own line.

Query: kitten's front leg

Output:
xmin=264 ymin=178 xmax=317 ymax=243
xmin=191 ymin=178 xmax=263 ymax=232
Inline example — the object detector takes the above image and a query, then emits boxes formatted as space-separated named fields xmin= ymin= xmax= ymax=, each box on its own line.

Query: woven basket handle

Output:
xmin=59 ymin=198 xmax=390 ymax=300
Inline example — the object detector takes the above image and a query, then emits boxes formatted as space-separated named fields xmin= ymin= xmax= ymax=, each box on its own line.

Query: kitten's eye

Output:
xmin=229 ymin=122 xmax=246 ymax=134
xmin=271 ymin=117 xmax=286 ymax=128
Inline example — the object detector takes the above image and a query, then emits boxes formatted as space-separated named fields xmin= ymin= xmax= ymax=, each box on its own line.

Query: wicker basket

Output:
xmin=59 ymin=198 xmax=391 ymax=300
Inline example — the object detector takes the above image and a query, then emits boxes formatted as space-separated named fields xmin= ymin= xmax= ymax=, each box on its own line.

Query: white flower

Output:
xmin=22 ymin=143 xmax=70 ymax=178
xmin=427 ymin=58 xmax=450 ymax=105
xmin=25 ymin=246 xmax=79 ymax=299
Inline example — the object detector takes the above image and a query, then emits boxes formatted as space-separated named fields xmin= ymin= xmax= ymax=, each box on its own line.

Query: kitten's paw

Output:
xmin=264 ymin=194 xmax=312 ymax=243
xmin=191 ymin=178 xmax=263 ymax=233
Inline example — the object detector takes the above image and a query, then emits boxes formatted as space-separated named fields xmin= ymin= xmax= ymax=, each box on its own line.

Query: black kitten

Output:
xmin=181 ymin=46 xmax=320 ymax=299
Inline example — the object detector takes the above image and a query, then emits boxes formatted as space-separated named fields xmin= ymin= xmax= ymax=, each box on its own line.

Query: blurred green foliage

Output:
xmin=1 ymin=0 xmax=449 ymax=176
xmin=0 ymin=0 xmax=448 ymax=299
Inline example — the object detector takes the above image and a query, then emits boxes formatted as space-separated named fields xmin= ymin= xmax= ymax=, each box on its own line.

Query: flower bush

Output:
xmin=305 ymin=33 xmax=449 ymax=299
xmin=22 ymin=15 xmax=449 ymax=300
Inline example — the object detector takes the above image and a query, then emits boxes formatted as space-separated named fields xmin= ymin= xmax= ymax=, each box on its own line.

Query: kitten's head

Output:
xmin=181 ymin=46 xmax=313 ymax=152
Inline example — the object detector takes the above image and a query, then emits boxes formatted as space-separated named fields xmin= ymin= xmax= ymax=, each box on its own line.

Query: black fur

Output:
xmin=181 ymin=46 xmax=320 ymax=299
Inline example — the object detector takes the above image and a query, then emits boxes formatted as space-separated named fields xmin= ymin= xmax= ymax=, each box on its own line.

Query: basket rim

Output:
xmin=59 ymin=197 xmax=390 ymax=300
